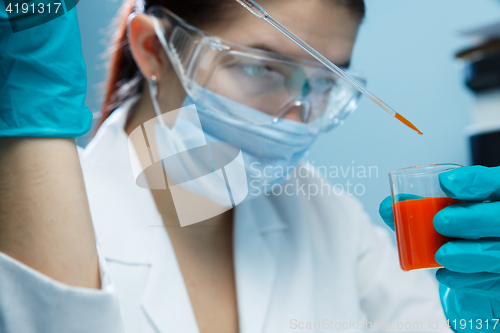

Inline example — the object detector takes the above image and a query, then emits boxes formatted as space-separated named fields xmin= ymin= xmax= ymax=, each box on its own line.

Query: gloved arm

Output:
xmin=0 ymin=0 xmax=99 ymax=286
xmin=379 ymin=166 xmax=500 ymax=332
xmin=0 ymin=6 xmax=126 ymax=333
xmin=0 ymin=0 xmax=100 ymax=277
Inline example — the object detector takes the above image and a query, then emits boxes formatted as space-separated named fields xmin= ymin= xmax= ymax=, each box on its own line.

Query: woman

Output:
xmin=1 ymin=0 xmax=499 ymax=332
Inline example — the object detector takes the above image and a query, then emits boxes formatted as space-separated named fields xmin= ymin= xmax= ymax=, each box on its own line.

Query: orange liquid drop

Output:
xmin=392 ymin=197 xmax=460 ymax=271
xmin=395 ymin=113 xmax=423 ymax=135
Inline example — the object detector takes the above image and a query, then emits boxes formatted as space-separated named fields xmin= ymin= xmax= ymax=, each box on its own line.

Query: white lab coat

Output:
xmin=0 ymin=97 xmax=452 ymax=333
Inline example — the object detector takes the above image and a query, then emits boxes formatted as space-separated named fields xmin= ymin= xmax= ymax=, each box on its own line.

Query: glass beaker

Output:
xmin=389 ymin=163 xmax=463 ymax=271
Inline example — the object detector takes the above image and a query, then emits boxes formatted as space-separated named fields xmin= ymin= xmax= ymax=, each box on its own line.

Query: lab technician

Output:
xmin=0 ymin=0 xmax=499 ymax=332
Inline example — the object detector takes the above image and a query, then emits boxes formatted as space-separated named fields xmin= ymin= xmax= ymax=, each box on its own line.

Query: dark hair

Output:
xmin=99 ymin=0 xmax=365 ymax=128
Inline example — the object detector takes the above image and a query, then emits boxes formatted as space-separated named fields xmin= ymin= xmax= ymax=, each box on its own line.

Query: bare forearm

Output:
xmin=0 ymin=138 xmax=99 ymax=289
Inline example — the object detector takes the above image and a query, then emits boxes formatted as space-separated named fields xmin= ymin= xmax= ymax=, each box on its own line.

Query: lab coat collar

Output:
xmin=82 ymin=96 xmax=290 ymax=333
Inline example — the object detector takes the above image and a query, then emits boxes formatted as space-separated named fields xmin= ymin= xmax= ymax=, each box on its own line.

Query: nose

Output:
xmin=277 ymin=99 xmax=311 ymax=123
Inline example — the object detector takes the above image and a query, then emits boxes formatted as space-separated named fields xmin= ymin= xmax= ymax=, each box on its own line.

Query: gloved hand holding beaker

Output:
xmin=380 ymin=165 xmax=500 ymax=332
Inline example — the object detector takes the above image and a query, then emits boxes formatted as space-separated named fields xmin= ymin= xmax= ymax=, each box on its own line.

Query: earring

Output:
xmin=148 ymin=75 xmax=163 ymax=120
xmin=150 ymin=75 xmax=158 ymax=96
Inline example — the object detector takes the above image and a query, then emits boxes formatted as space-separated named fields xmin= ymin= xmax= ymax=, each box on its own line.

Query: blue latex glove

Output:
xmin=0 ymin=3 xmax=92 ymax=137
xmin=379 ymin=165 xmax=500 ymax=332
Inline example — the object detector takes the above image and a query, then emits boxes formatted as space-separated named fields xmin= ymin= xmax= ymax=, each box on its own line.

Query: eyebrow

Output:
xmin=247 ymin=43 xmax=351 ymax=69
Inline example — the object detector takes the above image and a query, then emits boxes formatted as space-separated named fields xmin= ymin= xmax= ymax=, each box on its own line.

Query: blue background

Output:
xmin=78 ymin=0 xmax=500 ymax=229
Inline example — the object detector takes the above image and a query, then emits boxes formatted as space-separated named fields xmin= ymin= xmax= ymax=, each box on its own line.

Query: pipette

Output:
xmin=235 ymin=0 xmax=423 ymax=135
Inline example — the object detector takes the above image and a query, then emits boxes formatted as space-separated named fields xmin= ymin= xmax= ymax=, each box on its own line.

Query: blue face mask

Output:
xmin=179 ymin=91 xmax=318 ymax=197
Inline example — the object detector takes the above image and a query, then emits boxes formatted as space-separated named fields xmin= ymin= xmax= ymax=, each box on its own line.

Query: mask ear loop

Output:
xmin=148 ymin=75 xmax=167 ymax=128
xmin=148 ymin=74 xmax=175 ymax=180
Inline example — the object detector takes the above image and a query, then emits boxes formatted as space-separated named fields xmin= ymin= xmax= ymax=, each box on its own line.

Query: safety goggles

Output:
xmin=147 ymin=6 xmax=366 ymax=134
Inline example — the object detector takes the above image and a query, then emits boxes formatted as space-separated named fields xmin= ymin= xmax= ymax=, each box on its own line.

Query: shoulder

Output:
xmin=79 ymin=96 xmax=140 ymax=164
xmin=281 ymin=163 xmax=367 ymax=213
xmin=241 ymin=163 xmax=385 ymax=272
xmin=258 ymin=163 xmax=372 ymax=236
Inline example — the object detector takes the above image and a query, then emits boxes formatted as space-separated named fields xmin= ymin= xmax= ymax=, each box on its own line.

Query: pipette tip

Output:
xmin=395 ymin=113 xmax=423 ymax=135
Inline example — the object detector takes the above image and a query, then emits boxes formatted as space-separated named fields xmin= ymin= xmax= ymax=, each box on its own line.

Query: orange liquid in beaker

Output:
xmin=392 ymin=197 xmax=460 ymax=271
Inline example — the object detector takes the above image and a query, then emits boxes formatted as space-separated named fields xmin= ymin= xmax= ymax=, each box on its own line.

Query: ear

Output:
xmin=127 ymin=13 xmax=163 ymax=82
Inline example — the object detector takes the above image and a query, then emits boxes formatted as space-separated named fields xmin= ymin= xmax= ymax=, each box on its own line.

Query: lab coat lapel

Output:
xmin=141 ymin=231 xmax=199 ymax=333
xmin=234 ymin=196 xmax=287 ymax=333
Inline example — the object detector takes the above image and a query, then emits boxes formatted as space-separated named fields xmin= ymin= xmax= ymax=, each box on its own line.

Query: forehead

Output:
xmin=204 ymin=0 xmax=361 ymax=66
